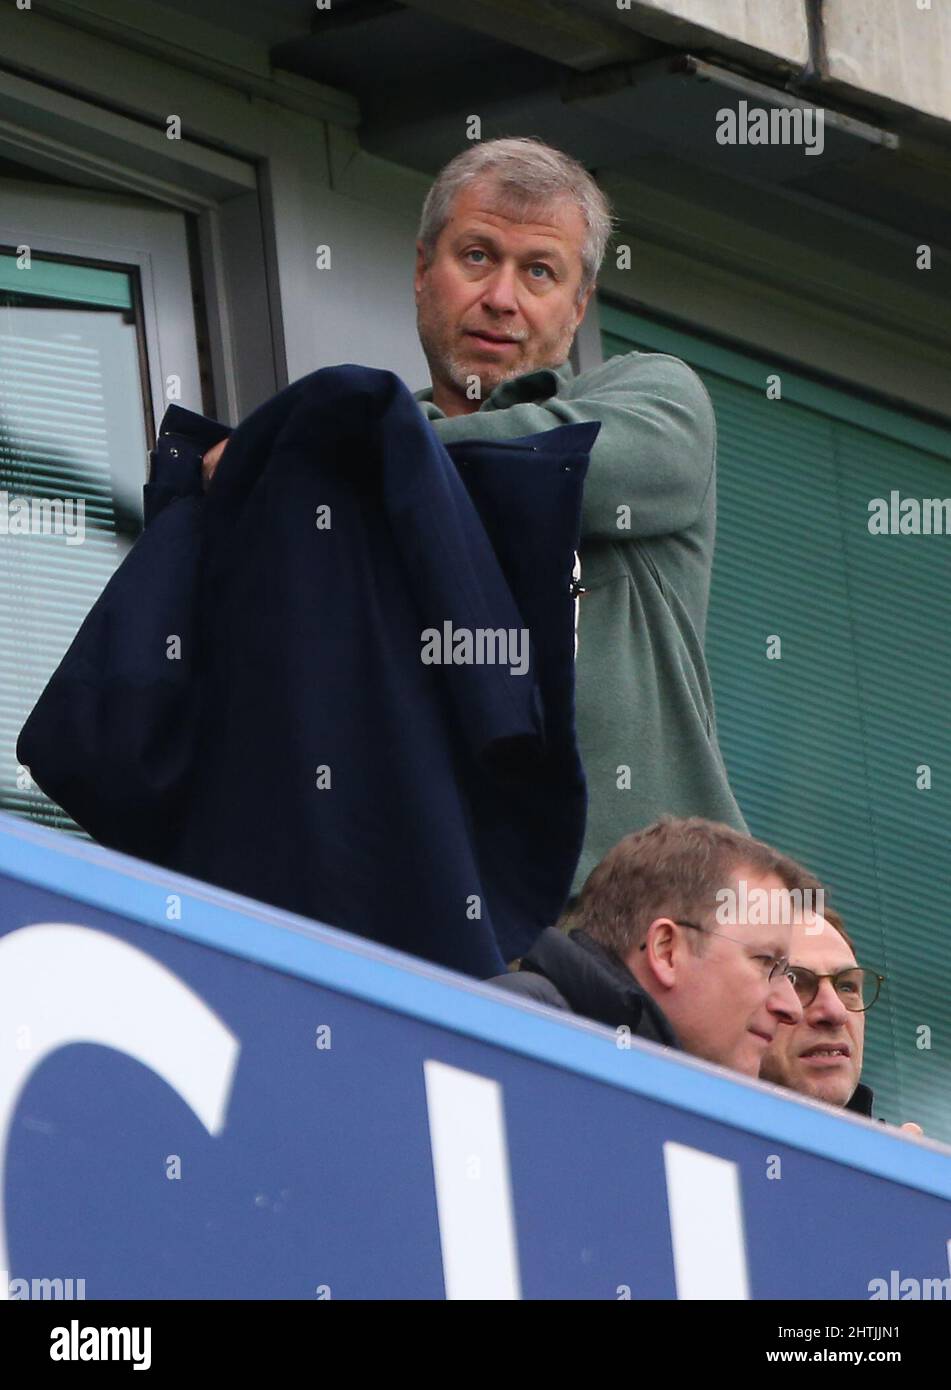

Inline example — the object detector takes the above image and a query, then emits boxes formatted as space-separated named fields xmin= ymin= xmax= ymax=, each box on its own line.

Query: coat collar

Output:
xmin=518 ymin=927 xmax=680 ymax=1048
xmin=845 ymin=1081 xmax=876 ymax=1117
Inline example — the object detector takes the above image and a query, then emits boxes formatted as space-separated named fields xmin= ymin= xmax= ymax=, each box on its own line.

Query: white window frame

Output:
xmin=0 ymin=53 xmax=282 ymax=426
xmin=0 ymin=179 xmax=203 ymax=437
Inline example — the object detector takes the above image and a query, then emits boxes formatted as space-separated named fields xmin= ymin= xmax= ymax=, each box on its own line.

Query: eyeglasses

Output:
xmin=785 ymin=966 xmax=885 ymax=1012
xmin=640 ymin=919 xmax=794 ymax=985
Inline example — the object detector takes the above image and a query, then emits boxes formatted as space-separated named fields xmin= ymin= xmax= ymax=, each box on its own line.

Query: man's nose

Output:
xmin=480 ymin=261 xmax=520 ymax=313
xmin=768 ymin=974 xmax=803 ymax=1025
xmin=808 ymin=978 xmax=850 ymax=1025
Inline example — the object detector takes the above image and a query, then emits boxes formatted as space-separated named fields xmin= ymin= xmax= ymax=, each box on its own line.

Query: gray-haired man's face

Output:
xmin=414 ymin=181 xmax=593 ymax=417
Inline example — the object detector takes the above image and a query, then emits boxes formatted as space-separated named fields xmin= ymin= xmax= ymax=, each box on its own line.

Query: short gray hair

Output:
xmin=417 ymin=137 xmax=614 ymax=299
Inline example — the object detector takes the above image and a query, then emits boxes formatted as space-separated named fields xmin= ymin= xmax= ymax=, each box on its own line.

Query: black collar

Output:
xmin=845 ymin=1082 xmax=875 ymax=1117
xmin=519 ymin=928 xmax=680 ymax=1048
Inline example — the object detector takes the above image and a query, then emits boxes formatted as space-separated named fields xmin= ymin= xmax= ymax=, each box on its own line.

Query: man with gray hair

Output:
xmin=412 ymin=137 xmax=744 ymax=887
xmin=203 ymin=136 xmax=745 ymax=888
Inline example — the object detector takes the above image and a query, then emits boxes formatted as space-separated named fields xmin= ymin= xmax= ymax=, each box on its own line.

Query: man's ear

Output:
xmin=635 ymin=918 xmax=679 ymax=990
xmin=574 ymin=282 xmax=595 ymax=330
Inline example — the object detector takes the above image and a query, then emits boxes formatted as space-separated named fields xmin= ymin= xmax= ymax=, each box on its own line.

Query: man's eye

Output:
xmin=465 ymin=249 xmax=488 ymax=264
xmin=528 ymin=264 xmax=552 ymax=279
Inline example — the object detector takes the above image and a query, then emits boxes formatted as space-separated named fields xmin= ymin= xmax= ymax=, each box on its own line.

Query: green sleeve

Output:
xmin=424 ymin=352 xmax=716 ymax=541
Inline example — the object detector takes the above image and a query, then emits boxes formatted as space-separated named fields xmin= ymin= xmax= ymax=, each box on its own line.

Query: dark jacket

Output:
xmin=18 ymin=367 xmax=599 ymax=978
xmin=845 ymin=1083 xmax=876 ymax=1118
xmin=490 ymin=926 xmax=680 ymax=1047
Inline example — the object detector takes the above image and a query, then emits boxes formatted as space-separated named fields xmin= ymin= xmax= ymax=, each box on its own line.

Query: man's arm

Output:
xmin=424 ymin=352 xmax=716 ymax=541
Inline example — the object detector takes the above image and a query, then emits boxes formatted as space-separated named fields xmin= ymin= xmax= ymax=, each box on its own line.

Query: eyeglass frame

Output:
xmin=638 ymin=918 xmax=795 ymax=986
xmin=784 ymin=964 xmax=885 ymax=1013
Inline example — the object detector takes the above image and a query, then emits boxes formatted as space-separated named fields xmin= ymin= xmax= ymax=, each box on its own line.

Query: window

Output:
xmin=0 ymin=179 xmax=204 ymax=834
xmin=0 ymin=250 xmax=151 ymax=832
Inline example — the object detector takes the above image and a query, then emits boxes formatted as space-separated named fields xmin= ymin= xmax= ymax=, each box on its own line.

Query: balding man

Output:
xmin=204 ymin=136 xmax=745 ymax=892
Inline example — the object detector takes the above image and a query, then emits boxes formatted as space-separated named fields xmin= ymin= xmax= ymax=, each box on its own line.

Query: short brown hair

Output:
xmin=815 ymin=903 xmax=855 ymax=954
xmin=781 ymin=862 xmax=855 ymax=953
xmin=563 ymin=816 xmax=821 ymax=959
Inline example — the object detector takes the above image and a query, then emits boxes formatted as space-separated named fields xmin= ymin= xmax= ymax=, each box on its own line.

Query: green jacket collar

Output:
xmin=414 ymin=359 xmax=575 ymax=418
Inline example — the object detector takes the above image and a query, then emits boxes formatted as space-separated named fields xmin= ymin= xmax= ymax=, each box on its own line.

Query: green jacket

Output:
xmin=415 ymin=351 xmax=745 ymax=892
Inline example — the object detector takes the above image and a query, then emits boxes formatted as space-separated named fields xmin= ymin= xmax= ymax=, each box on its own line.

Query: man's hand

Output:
xmin=202 ymin=437 xmax=229 ymax=490
xmin=899 ymin=1121 xmax=924 ymax=1138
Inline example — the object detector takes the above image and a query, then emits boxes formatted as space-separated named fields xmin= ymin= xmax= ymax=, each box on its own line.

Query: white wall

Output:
xmin=823 ymin=0 xmax=951 ymax=124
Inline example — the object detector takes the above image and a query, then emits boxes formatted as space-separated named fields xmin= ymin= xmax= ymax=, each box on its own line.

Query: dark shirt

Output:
xmin=489 ymin=926 xmax=680 ymax=1047
xmin=845 ymin=1082 xmax=876 ymax=1118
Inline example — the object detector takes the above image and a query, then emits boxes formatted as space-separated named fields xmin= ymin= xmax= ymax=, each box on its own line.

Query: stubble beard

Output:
xmin=417 ymin=284 xmax=576 ymax=403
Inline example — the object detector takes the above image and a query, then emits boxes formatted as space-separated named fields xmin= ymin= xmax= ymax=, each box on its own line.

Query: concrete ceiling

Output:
xmin=252 ymin=0 xmax=950 ymax=250
xmin=83 ymin=0 xmax=951 ymax=252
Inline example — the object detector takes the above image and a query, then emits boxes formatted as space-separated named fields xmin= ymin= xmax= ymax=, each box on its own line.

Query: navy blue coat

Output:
xmin=18 ymin=366 xmax=597 ymax=977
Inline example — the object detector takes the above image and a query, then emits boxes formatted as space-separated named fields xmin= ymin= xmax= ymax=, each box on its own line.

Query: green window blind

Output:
xmin=0 ymin=254 xmax=133 ymax=309
xmin=1 ymin=251 xmax=149 ymax=835
xmin=601 ymin=300 xmax=951 ymax=1144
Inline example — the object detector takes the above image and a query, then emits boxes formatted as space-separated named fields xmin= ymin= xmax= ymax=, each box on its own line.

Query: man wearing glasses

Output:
xmin=760 ymin=909 xmax=922 ymax=1133
xmin=491 ymin=815 xmax=804 ymax=1079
